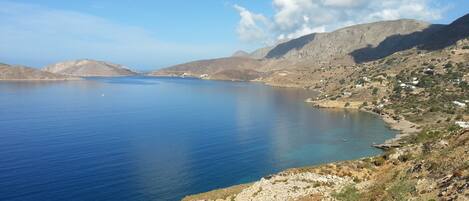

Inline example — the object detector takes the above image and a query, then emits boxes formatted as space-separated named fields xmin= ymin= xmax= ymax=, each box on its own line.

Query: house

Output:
xmin=455 ymin=121 xmax=469 ymax=129
xmin=453 ymin=101 xmax=467 ymax=108
xmin=343 ymin=92 xmax=352 ymax=97
xmin=424 ymin=68 xmax=435 ymax=75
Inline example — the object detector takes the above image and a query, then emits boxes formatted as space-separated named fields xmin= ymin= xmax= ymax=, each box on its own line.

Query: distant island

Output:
xmin=0 ymin=59 xmax=138 ymax=80
xmin=0 ymin=63 xmax=79 ymax=81
xmin=43 ymin=59 xmax=138 ymax=77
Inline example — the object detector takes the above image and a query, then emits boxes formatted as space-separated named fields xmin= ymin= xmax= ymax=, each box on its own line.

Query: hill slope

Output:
xmin=0 ymin=63 xmax=78 ymax=80
xmin=180 ymin=14 xmax=469 ymax=201
xmin=153 ymin=15 xmax=468 ymax=86
xmin=182 ymin=35 xmax=469 ymax=201
xmin=266 ymin=19 xmax=437 ymax=64
xmin=43 ymin=59 xmax=137 ymax=77
xmin=150 ymin=57 xmax=263 ymax=81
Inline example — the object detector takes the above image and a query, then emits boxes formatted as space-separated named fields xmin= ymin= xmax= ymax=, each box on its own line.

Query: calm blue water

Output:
xmin=0 ymin=77 xmax=396 ymax=201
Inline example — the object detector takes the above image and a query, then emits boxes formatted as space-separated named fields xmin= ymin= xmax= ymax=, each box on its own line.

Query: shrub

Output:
xmin=339 ymin=79 xmax=346 ymax=85
xmin=362 ymin=102 xmax=368 ymax=107
xmin=444 ymin=62 xmax=453 ymax=68
xmin=345 ymin=102 xmax=351 ymax=107
xmin=398 ymin=153 xmax=413 ymax=162
xmin=373 ymin=157 xmax=385 ymax=166
xmin=372 ymin=87 xmax=379 ymax=95
xmin=332 ymin=185 xmax=360 ymax=201
xmin=386 ymin=180 xmax=416 ymax=200
xmin=448 ymin=124 xmax=460 ymax=132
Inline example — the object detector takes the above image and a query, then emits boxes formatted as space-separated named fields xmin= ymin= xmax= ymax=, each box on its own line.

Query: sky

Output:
xmin=0 ymin=0 xmax=467 ymax=70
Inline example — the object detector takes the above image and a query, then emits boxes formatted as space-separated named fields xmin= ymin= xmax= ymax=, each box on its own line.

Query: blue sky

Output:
xmin=0 ymin=0 xmax=467 ymax=70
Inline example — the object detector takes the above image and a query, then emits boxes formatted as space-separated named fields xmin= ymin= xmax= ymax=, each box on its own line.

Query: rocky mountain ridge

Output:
xmin=0 ymin=63 xmax=78 ymax=80
xmin=43 ymin=59 xmax=137 ymax=77
xmin=152 ymin=14 xmax=469 ymax=84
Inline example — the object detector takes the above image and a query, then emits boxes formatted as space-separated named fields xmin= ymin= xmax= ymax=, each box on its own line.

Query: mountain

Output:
xmin=350 ymin=14 xmax=469 ymax=62
xmin=43 ymin=59 xmax=137 ymax=77
xmin=249 ymin=46 xmax=275 ymax=59
xmin=150 ymin=57 xmax=263 ymax=81
xmin=266 ymin=19 xmax=435 ymax=64
xmin=152 ymin=14 xmax=469 ymax=85
xmin=231 ymin=50 xmax=250 ymax=58
xmin=421 ymin=13 xmax=469 ymax=50
xmin=0 ymin=63 xmax=78 ymax=80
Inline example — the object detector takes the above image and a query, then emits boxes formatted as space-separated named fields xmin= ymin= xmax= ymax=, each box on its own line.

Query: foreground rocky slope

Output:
xmin=43 ymin=59 xmax=137 ymax=77
xmin=183 ymin=37 xmax=469 ymax=201
xmin=0 ymin=63 xmax=78 ymax=80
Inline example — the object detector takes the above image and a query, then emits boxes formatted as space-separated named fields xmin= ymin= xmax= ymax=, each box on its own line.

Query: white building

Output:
xmin=455 ymin=121 xmax=469 ymax=129
xmin=453 ymin=101 xmax=467 ymax=108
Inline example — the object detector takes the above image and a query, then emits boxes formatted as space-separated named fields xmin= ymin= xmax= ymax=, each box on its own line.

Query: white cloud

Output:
xmin=0 ymin=1 xmax=227 ymax=69
xmin=234 ymin=0 xmax=444 ymax=45
xmin=233 ymin=4 xmax=272 ymax=44
xmin=322 ymin=0 xmax=366 ymax=8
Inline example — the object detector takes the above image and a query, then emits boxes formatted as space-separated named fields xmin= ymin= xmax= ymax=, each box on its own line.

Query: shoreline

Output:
xmin=305 ymin=99 xmax=421 ymax=149
xmin=152 ymin=74 xmax=420 ymax=151
xmin=177 ymin=77 xmax=421 ymax=200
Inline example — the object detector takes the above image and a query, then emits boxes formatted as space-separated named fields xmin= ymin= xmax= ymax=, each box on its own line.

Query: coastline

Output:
xmin=179 ymin=78 xmax=420 ymax=201
xmin=306 ymin=99 xmax=421 ymax=149
xmin=151 ymin=73 xmax=421 ymax=149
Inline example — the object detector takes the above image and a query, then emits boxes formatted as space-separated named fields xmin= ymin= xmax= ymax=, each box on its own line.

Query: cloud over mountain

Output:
xmin=234 ymin=0 xmax=445 ymax=44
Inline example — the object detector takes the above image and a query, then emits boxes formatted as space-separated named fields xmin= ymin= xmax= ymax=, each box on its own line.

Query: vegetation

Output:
xmin=332 ymin=185 xmax=361 ymax=201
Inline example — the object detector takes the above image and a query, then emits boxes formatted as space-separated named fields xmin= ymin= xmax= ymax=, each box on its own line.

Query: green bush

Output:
xmin=398 ymin=153 xmax=413 ymax=162
xmin=444 ymin=62 xmax=453 ymax=68
xmin=332 ymin=185 xmax=360 ymax=201
xmin=372 ymin=87 xmax=379 ymax=95
xmin=339 ymin=79 xmax=346 ymax=85
xmin=386 ymin=180 xmax=416 ymax=200
xmin=373 ymin=157 xmax=386 ymax=166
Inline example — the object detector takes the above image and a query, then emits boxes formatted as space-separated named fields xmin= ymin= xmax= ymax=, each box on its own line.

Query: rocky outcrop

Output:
xmin=43 ymin=59 xmax=137 ymax=77
xmin=0 ymin=63 xmax=78 ymax=80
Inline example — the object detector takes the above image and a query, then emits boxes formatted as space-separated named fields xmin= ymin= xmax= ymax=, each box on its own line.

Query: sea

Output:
xmin=0 ymin=77 xmax=396 ymax=201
